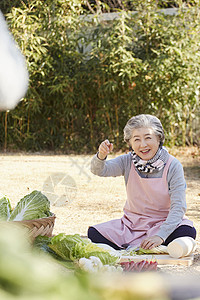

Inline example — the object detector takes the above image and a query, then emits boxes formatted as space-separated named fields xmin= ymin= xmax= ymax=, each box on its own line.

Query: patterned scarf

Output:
xmin=131 ymin=146 xmax=169 ymax=173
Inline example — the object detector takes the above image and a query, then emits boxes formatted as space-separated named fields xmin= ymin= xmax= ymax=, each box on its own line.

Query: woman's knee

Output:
xmin=164 ymin=225 xmax=197 ymax=246
xmin=87 ymin=226 xmax=97 ymax=241
xmin=87 ymin=226 xmax=121 ymax=250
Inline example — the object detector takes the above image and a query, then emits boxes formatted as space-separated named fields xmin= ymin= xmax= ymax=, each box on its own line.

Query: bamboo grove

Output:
xmin=1 ymin=0 xmax=200 ymax=152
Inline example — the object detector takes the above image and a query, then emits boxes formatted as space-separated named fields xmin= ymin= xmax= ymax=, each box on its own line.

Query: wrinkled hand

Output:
xmin=98 ymin=139 xmax=113 ymax=160
xmin=140 ymin=235 xmax=163 ymax=250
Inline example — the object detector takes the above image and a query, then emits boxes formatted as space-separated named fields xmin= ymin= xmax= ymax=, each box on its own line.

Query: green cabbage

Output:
xmin=0 ymin=195 xmax=11 ymax=221
xmin=49 ymin=233 xmax=89 ymax=261
xmin=9 ymin=190 xmax=51 ymax=221
xmin=49 ymin=233 xmax=119 ymax=265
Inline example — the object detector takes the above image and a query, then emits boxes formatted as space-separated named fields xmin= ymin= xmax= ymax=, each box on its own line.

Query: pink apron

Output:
xmin=93 ymin=155 xmax=193 ymax=248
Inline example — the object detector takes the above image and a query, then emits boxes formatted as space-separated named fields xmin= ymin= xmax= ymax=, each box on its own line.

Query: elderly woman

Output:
xmin=88 ymin=114 xmax=196 ymax=250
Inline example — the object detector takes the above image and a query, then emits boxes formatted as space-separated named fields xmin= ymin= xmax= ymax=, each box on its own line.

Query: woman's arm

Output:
xmin=90 ymin=152 xmax=129 ymax=178
xmin=91 ymin=139 xmax=131 ymax=178
xmin=157 ymin=158 xmax=187 ymax=241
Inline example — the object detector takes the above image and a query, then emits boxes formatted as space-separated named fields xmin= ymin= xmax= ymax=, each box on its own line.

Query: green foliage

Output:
xmin=1 ymin=0 xmax=199 ymax=152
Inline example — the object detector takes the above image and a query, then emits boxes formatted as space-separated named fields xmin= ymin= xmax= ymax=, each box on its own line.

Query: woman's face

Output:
xmin=129 ymin=127 xmax=160 ymax=160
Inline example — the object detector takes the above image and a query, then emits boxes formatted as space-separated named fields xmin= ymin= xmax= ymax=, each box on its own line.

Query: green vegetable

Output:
xmin=49 ymin=233 xmax=86 ymax=260
xmin=34 ymin=235 xmax=63 ymax=260
xmin=9 ymin=190 xmax=51 ymax=221
xmin=136 ymin=248 xmax=156 ymax=255
xmin=49 ymin=233 xmax=119 ymax=265
xmin=136 ymin=245 xmax=168 ymax=255
xmin=71 ymin=242 xmax=119 ymax=265
xmin=0 ymin=195 xmax=11 ymax=221
xmin=34 ymin=235 xmax=77 ymax=271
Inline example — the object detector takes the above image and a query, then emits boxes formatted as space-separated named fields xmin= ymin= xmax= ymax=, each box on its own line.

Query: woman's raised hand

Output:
xmin=98 ymin=139 xmax=113 ymax=160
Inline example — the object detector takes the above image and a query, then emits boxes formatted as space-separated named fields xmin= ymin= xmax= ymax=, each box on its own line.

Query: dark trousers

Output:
xmin=87 ymin=225 xmax=197 ymax=250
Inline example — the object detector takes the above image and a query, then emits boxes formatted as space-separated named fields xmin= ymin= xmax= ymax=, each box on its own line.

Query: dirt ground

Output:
xmin=1 ymin=146 xmax=199 ymax=275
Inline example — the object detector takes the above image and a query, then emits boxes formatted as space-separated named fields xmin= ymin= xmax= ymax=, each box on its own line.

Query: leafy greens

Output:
xmin=9 ymin=190 xmax=51 ymax=221
xmin=48 ymin=233 xmax=119 ymax=265
xmin=0 ymin=194 xmax=11 ymax=221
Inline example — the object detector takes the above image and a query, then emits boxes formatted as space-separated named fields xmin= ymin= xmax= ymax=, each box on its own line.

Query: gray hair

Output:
xmin=123 ymin=114 xmax=165 ymax=147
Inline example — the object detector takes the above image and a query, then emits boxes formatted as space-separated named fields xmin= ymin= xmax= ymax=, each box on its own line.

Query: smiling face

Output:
xmin=129 ymin=127 xmax=160 ymax=160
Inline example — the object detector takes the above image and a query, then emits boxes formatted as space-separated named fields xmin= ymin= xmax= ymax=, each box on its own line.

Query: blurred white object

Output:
xmin=0 ymin=10 xmax=28 ymax=110
xmin=167 ymin=236 xmax=196 ymax=258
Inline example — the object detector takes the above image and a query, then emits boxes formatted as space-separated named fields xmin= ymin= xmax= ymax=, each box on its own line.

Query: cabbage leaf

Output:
xmin=0 ymin=194 xmax=11 ymax=221
xmin=49 ymin=233 xmax=89 ymax=261
xmin=135 ymin=245 xmax=168 ymax=255
xmin=49 ymin=233 xmax=119 ymax=265
xmin=9 ymin=190 xmax=51 ymax=221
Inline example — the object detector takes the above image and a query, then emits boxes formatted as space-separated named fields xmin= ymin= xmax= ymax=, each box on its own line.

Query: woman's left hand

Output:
xmin=140 ymin=235 xmax=163 ymax=250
